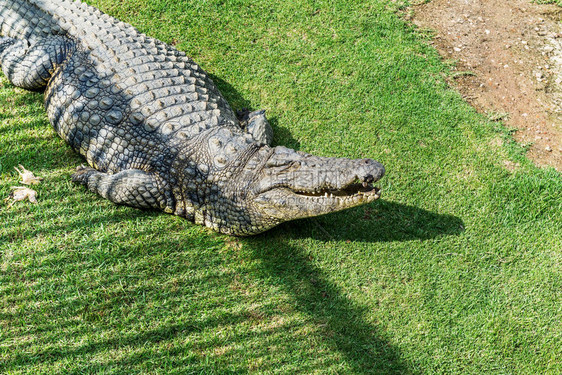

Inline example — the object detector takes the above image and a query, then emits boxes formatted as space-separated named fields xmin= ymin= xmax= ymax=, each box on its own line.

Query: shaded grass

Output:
xmin=1 ymin=0 xmax=561 ymax=373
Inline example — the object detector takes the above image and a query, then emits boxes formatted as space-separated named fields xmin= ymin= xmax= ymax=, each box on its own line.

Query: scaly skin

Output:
xmin=0 ymin=0 xmax=385 ymax=235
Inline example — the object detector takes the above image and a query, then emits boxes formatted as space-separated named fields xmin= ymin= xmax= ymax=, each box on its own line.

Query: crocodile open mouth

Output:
xmin=254 ymin=178 xmax=382 ymax=221
xmin=253 ymin=160 xmax=384 ymax=221
xmin=293 ymin=179 xmax=380 ymax=199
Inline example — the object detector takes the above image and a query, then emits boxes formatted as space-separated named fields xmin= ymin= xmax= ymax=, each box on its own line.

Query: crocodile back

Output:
xmin=1 ymin=0 xmax=242 ymax=173
xmin=0 ymin=0 xmax=66 ymax=42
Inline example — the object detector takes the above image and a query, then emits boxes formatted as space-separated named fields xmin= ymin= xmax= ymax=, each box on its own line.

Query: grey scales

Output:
xmin=0 ymin=0 xmax=385 ymax=235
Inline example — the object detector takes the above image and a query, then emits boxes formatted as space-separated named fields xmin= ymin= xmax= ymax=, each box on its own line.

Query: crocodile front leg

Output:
xmin=72 ymin=167 xmax=175 ymax=213
xmin=0 ymin=36 xmax=74 ymax=90
xmin=237 ymin=109 xmax=273 ymax=146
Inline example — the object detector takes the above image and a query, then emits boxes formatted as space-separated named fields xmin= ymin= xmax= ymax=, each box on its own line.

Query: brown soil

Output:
xmin=412 ymin=0 xmax=562 ymax=171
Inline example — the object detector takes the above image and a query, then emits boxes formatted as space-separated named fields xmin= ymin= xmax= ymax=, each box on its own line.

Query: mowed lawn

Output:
xmin=0 ymin=0 xmax=560 ymax=373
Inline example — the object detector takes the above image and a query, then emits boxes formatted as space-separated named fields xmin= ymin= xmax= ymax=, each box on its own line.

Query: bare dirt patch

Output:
xmin=412 ymin=0 xmax=562 ymax=171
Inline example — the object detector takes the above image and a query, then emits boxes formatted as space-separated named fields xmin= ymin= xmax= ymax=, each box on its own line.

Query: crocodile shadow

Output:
xmin=273 ymin=200 xmax=465 ymax=243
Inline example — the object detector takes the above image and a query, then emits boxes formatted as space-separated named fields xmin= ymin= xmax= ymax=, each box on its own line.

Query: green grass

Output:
xmin=1 ymin=0 xmax=561 ymax=373
xmin=535 ymin=0 xmax=562 ymax=6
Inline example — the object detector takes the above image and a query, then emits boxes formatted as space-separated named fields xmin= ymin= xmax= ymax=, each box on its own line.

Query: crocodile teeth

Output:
xmin=362 ymin=181 xmax=368 ymax=188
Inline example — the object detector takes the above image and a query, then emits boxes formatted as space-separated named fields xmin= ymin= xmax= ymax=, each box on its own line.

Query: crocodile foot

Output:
xmin=71 ymin=165 xmax=97 ymax=185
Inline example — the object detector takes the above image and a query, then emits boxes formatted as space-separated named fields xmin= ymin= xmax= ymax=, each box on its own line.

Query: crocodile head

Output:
xmin=217 ymin=145 xmax=385 ymax=235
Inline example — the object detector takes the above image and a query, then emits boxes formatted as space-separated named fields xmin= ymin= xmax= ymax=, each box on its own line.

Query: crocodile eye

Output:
xmin=225 ymin=144 xmax=237 ymax=155
xmin=214 ymin=155 xmax=228 ymax=168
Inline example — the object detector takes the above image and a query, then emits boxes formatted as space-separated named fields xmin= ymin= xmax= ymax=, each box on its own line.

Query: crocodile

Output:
xmin=0 ymin=0 xmax=385 ymax=235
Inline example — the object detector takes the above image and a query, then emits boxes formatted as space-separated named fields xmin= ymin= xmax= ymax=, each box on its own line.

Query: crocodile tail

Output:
xmin=0 ymin=0 xmax=66 ymax=42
